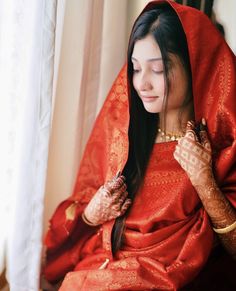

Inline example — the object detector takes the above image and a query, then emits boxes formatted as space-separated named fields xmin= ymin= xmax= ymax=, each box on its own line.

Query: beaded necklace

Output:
xmin=157 ymin=128 xmax=184 ymax=141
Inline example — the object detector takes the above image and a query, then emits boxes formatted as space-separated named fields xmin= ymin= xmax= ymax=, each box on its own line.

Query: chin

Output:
xmin=143 ymin=105 xmax=160 ymax=114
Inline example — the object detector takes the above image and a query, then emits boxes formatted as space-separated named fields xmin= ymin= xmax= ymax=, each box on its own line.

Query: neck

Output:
xmin=156 ymin=102 xmax=194 ymax=143
xmin=159 ymin=103 xmax=194 ymax=133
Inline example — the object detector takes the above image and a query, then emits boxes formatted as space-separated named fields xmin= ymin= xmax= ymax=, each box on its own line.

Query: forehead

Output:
xmin=132 ymin=34 xmax=162 ymax=60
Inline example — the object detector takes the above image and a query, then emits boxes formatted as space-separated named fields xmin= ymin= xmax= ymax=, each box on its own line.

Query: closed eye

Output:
xmin=153 ymin=70 xmax=163 ymax=74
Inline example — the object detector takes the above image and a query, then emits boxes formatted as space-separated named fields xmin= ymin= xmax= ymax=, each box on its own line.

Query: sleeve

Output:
xmin=43 ymin=198 xmax=98 ymax=283
xmin=42 ymin=65 xmax=128 ymax=283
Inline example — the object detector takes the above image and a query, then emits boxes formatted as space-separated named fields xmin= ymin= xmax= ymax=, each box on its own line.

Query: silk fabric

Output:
xmin=43 ymin=1 xmax=236 ymax=290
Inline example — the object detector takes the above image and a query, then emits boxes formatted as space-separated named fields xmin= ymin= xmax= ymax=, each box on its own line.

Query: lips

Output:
xmin=140 ymin=95 xmax=159 ymax=102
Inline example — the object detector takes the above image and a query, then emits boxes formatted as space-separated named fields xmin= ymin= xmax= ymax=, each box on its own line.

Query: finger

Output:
xmin=179 ymin=136 xmax=202 ymax=157
xmin=111 ymin=174 xmax=126 ymax=185
xmin=117 ymin=175 xmax=126 ymax=183
xmin=174 ymin=144 xmax=180 ymax=154
xmin=185 ymin=121 xmax=198 ymax=142
xmin=104 ymin=182 xmax=113 ymax=193
xmin=112 ymin=181 xmax=127 ymax=195
xmin=119 ymin=183 xmax=127 ymax=195
xmin=173 ymin=149 xmax=180 ymax=163
xmin=120 ymin=199 xmax=132 ymax=215
xmin=178 ymin=136 xmax=196 ymax=148
xmin=115 ymin=170 xmax=122 ymax=178
xmin=186 ymin=120 xmax=195 ymax=130
xmin=119 ymin=190 xmax=128 ymax=203
xmin=115 ymin=183 xmax=127 ymax=193
xmin=113 ymin=190 xmax=128 ymax=205
xmin=111 ymin=203 xmax=121 ymax=212
xmin=199 ymin=118 xmax=211 ymax=151
xmin=185 ymin=130 xmax=199 ymax=142
xmin=177 ymin=137 xmax=184 ymax=146
xmin=173 ymin=150 xmax=186 ymax=169
xmin=173 ymin=150 xmax=189 ymax=171
xmin=111 ymin=195 xmax=130 ymax=214
xmin=112 ymin=185 xmax=127 ymax=201
xmin=106 ymin=176 xmax=126 ymax=193
xmin=200 ymin=117 xmax=207 ymax=131
xmin=199 ymin=131 xmax=211 ymax=151
xmin=177 ymin=136 xmax=195 ymax=156
xmin=173 ymin=146 xmax=183 ymax=164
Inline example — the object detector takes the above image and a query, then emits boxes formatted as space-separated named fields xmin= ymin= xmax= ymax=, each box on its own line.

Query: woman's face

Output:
xmin=131 ymin=34 xmax=189 ymax=114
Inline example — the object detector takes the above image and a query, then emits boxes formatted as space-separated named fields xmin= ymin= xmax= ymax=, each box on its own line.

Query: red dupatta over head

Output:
xmin=70 ymin=0 xmax=236 ymax=215
xmin=44 ymin=1 xmax=236 ymax=290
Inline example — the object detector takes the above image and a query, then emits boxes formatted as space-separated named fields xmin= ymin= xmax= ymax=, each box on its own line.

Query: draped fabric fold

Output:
xmin=43 ymin=1 xmax=236 ymax=290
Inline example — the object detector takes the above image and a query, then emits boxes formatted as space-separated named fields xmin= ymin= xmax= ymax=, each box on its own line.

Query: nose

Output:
xmin=137 ymin=73 xmax=152 ymax=92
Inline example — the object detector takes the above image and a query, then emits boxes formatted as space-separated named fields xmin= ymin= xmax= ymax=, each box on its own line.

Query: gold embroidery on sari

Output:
xmin=65 ymin=202 xmax=78 ymax=221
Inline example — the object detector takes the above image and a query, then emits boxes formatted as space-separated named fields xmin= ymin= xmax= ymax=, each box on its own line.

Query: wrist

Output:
xmin=190 ymin=168 xmax=215 ymax=188
xmin=81 ymin=212 xmax=99 ymax=226
xmin=192 ymin=173 xmax=220 ymax=201
xmin=213 ymin=220 xmax=236 ymax=234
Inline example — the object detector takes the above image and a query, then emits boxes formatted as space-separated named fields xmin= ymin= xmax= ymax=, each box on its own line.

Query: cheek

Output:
xmin=168 ymin=73 xmax=188 ymax=106
xmin=132 ymin=75 xmax=138 ymax=91
xmin=156 ymin=76 xmax=165 ymax=95
xmin=168 ymin=86 xmax=184 ymax=108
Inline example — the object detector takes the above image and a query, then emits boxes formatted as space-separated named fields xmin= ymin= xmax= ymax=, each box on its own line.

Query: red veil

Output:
xmin=43 ymin=1 xmax=236 ymax=290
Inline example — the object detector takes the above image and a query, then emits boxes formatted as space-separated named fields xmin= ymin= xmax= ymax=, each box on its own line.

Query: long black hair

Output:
xmin=112 ymin=4 xmax=192 ymax=253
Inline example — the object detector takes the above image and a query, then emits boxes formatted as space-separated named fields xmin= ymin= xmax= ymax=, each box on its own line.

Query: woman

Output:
xmin=43 ymin=1 xmax=236 ymax=290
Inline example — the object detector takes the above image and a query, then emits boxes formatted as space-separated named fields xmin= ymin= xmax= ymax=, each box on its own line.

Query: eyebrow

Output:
xmin=131 ymin=57 xmax=162 ymax=62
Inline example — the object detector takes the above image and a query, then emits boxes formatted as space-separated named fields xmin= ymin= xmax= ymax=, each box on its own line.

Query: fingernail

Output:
xmin=187 ymin=120 xmax=195 ymax=128
xmin=200 ymin=118 xmax=207 ymax=131
xmin=115 ymin=170 xmax=121 ymax=178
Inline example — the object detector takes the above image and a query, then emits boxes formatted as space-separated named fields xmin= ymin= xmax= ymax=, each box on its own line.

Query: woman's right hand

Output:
xmin=83 ymin=172 xmax=131 ymax=226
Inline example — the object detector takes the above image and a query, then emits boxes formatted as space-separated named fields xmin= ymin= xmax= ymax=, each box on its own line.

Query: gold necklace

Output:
xmin=157 ymin=128 xmax=184 ymax=141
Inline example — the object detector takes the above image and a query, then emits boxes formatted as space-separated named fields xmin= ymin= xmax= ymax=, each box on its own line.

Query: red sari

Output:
xmin=43 ymin=1 xmax=236 ymax=290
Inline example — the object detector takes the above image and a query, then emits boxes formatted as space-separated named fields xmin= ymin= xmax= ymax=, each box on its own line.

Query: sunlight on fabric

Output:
xmin=0 ymin=0 xmax=57 ymax=290
xmin=0 ymin=0 xmax=15 ymax=279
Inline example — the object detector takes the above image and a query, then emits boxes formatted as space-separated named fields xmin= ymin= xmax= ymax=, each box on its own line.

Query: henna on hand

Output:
xmin=174 ymin=118 xmax=236 ymax=256
xmin=83 ymin=172 xmax=132 ymax=226
xmin=173 ymin=119 xmax=212 ymax=186
xmin=195 ymin=177 xmax=236 ymax=256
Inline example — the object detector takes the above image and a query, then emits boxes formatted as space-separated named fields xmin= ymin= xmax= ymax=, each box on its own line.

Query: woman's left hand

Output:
xmin=173 ymin=118 xmax=212 ymax=187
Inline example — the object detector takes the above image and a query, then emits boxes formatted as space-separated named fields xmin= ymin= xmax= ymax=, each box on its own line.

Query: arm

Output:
xmin=194 ymin=173 xmax=236 ymax=256
xmin=174 ymin=119 xmax=236 ymax=256
xmin=43 ymin=172 xmax=131 ymax=282
xmin=45 ymin=173 xmax=131 ymax=249
xmin=82 ymin=172 xmax=131 ymax=226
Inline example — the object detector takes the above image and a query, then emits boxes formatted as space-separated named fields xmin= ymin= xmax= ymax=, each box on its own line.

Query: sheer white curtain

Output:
xmin=44 ymin=0 xmax=129 ymax=233
xmin=0 ymin=0 xmax=57 ymax=290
